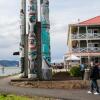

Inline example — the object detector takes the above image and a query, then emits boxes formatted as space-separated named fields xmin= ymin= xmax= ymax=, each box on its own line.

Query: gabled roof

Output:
xmin=78 ymin=16 xmax=100 ymax=25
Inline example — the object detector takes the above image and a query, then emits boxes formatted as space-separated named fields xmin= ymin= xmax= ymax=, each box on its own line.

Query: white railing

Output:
xmin=72 ymin=47 xmax=100 ymax=53
xmin=72 ymin=33 xmax=100 ymax=39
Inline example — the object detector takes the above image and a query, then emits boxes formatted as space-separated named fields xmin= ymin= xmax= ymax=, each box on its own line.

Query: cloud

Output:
xmin=0 ymin=0 xmax=20 ymax=60
xmin=49 ymin=0 xmax=100 ymax=61
xmin=0 ymin=0 xmax=100 ymax=61
xmin=0 ymin=44 xmax=19 ymax=60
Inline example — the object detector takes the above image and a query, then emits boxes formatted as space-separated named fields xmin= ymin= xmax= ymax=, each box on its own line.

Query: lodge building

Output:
xmin=65 ymin=16 xmax=100 ymax=65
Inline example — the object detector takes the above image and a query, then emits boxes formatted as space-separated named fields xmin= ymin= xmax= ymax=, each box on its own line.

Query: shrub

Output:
xmin=69 ymin=66 xmax=81 ymax=77
xmin=53 ymin=71 xmax=70 ymax=77
xmin=52 ymin=71 xmax=70 ymax=80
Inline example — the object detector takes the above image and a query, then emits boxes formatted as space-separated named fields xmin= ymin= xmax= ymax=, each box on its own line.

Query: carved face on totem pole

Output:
xmin=41 ymin=0 xmax=49 ymax=24
xmin=28 ymin=0 xmax=37 ymax=60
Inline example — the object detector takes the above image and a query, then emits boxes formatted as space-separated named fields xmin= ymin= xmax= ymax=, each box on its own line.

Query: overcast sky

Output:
xmin=0 ymin=0 xmax=100 ymax=62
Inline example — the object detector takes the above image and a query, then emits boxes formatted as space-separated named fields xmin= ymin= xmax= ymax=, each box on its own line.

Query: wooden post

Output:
xmin=20 ymin=0 xmax=27 ymax=78
xmin=86 ymin=26 xmax=90 ymax=66
xmin=78 ymin=26 xmax=81 ymax=64
xmin=24 ymin=34 xmax=28 ymax=77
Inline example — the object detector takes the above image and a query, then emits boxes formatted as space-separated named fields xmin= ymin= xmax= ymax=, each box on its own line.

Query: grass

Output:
xmin=0 ymin=94 xmax=31 ymax=100
xmin=0 ymin=94 xmax=56 ymax=100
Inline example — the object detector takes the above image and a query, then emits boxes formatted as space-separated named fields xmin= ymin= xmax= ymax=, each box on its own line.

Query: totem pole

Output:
xmin=28 ymin=0 xmax=37 ymax=78
xmin=20 ymin=0 xmax=27 ymax=77
xmin=40 ymin=0 xmax=52 ymax=80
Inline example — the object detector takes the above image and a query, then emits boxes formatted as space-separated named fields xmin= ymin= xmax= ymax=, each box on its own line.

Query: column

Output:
xmin=77 ymin=26 xmax=80 ymax=49
xmin=77 ymin=26 xmax=80 ymax=35
xmin=69 ymin=25 xmax=72 ymax=53
xmin=77 ymin=26 xmax=81 ymax=64
xmin=86 ymin=26 xmax=88 ymax=52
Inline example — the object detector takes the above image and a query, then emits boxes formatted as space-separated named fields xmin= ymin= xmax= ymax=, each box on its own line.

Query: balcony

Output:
xmin=72 ymin=33 xmax=100 ymax=40
xmin=72 ymin=47 xmax=100 ymax=53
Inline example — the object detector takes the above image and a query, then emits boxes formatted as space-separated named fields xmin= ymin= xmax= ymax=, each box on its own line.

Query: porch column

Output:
xmin=69 ymin=25 xmax=72 ymax=53
xmin=78 ymin=26 xmax=80 ymax=34
xmin=86 ymin=26 xmax=90 ymax=66
xmin=77 ymin=26 xmax=80 ymax=48
xmin=68 ymin=25 xmax=72 ymax=69
xmin=86 ymin=26 xmax=88 ymax=52
xmin=78 ymin=26 xmax=81 ymax=64
xmin=86 ymin=26 xmax=88 ymax=33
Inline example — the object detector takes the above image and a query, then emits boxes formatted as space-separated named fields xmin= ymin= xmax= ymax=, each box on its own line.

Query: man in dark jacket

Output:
xmin=80 ymin=63 xmax=85 ymax=80
xmin=88 ymin=62 xmax=100 ymax=95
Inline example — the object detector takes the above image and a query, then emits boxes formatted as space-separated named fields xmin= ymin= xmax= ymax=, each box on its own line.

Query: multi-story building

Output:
xmin=65 ymin=16 xmax=100 ymax=66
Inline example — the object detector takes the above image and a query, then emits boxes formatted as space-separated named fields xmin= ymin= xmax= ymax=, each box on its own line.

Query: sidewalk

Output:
xmin=0 ymin=76 xmax=100 ymax=100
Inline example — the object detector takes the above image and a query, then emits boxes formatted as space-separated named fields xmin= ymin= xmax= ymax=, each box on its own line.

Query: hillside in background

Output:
xmin=0 ymin=60 xmax=19 ymax=67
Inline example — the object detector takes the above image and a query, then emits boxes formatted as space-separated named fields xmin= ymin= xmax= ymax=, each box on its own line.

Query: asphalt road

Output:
xmin=0 ymin=76 xmax=100 ymax=100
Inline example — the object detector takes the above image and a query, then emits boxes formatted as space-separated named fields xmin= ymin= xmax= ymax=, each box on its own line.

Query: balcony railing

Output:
xmin=72 ymin=33 xmax=100 ymax=40
xmin=72 ymin=47 xmax=100 ymax=53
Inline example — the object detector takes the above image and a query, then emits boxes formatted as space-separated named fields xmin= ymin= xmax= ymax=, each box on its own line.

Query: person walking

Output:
xmin=88 ymin=62 xmax=100 ymax=95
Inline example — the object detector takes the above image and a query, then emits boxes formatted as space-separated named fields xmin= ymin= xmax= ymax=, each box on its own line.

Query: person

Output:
xmin=80 ymin=63 xmax=85 ymax=80
xmin=88 ymin=62 xmax=100 ymax=95
xmin=90 ymin=61 xmax=94 ymax=67
xmin=1 ymin=66 xmax=4 ymax=74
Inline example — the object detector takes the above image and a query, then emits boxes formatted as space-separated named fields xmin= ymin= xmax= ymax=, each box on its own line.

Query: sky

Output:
xmin=0 ymin=0 xmax=100 ymax=62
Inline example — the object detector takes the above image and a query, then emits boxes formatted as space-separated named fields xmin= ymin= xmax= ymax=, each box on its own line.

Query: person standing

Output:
xmin=80 ymin=63 xmax=85 ymax=80
xmin=88 ymin=62 xmax=100 ymax=95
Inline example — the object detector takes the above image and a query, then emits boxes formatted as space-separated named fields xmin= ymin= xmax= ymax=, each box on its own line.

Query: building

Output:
xmin=65 ymin=16 xmax=100 ymax=67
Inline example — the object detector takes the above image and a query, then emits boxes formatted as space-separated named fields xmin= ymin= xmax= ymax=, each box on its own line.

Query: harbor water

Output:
xmin=0 ymin=67 xmax=21 ymax=76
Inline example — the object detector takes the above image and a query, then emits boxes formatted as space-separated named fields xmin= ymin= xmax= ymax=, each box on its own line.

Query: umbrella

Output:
xmin=66 ymin=55 xmax=80 ymax=61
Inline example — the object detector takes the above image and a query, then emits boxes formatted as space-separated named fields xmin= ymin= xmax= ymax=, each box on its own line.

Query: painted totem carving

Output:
xmin=40 ymin=0 xmax=52 ymax=80
xmin=28 ymin=0 xmax=37 ymax=78
xmin=40 ymin=0 xmax=51 ymax=62
xmin=20 ymin=0 xmax=26 ymax=77
xmin=19 ymin=0 xmax=51 ymax=79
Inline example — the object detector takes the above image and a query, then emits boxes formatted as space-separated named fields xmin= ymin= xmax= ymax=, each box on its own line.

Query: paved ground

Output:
xmin=0 ymin=76 xmax=100 ymax=100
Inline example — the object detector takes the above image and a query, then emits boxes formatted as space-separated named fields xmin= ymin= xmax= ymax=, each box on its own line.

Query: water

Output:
xmin=0 ymin=67 xmax=21 ymax=76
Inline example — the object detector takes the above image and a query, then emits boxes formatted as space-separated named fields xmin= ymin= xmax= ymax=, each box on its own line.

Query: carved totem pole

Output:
xmin=40 ymin=0 xmax=52 ymax=80
xmin=28 ymin=0 xmax=37 ymax=78
xmin=19 ymin=0 xmax=51 ymax=80
xmin=40 ymin=0 xmax=51 ymax=62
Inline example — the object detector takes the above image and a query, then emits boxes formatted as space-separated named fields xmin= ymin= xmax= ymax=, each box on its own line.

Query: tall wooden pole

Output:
xmin=20 ymin=0 xmax=27 ymax=77
xmin=40 ymin=0 xmax=52 ymax=80
xmin=40 ymin=0 xmax=51 ymax=62
xmin=35 ymin=22 xmax=42 ymax=80
xmin=28 ymin=0 xmax=38 ymax=78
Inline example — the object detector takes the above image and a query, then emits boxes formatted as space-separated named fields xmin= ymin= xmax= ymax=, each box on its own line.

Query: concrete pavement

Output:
xmin=0 ymin=76 xmax=100 ymax=100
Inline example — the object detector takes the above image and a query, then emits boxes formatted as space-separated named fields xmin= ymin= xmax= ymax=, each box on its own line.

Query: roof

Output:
xmin=78 ymin=16 xmax=100 ymax=25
